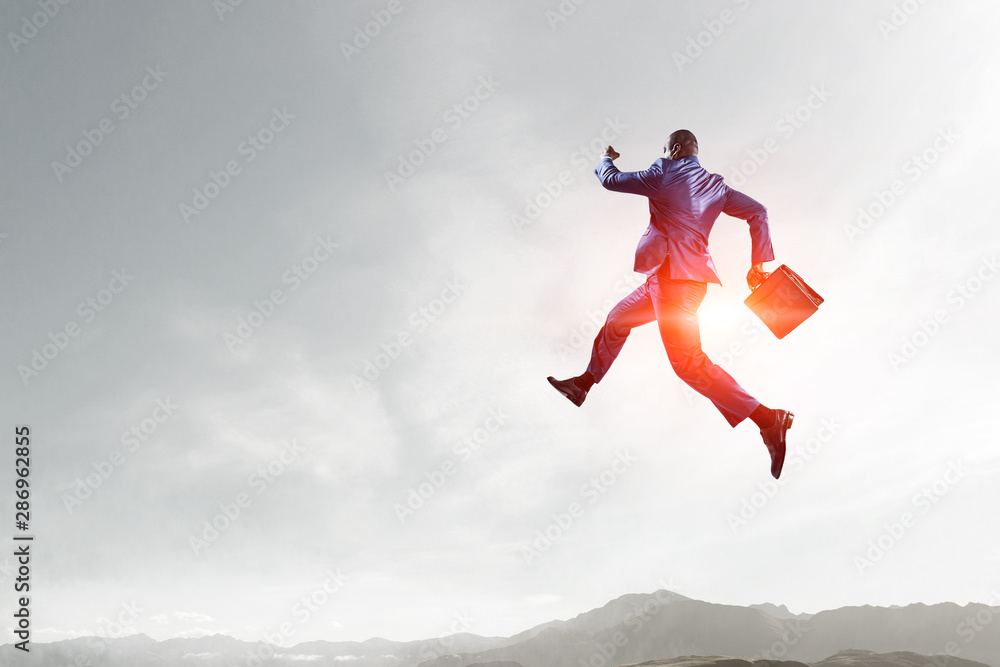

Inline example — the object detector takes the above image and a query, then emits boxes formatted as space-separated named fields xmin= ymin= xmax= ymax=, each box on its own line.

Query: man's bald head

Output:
xmin=665 ymin=129 xmax=698 ymax=160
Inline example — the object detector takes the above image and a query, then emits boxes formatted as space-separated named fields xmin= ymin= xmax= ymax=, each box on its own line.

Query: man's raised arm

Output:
xmin=593 ymin=145 xmax=659 ymax=197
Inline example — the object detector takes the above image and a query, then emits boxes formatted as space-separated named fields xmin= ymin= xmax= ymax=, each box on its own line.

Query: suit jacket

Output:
xmin=595 ymin=155 xmax=773 ymax=284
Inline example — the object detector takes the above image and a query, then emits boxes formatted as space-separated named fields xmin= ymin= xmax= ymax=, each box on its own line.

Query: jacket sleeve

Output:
xmin=594 ymin=158 xmax=660 ymax=197
xmin=723 ymin=186 xmax=774 ymax=263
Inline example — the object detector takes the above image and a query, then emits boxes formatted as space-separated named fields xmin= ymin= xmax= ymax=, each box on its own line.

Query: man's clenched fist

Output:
xmin=747 ymin=262 xmax=768 ymax=290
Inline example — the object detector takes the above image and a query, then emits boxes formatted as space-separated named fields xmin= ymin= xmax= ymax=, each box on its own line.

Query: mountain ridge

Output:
xmin=2 ymin=591 xmax=997 ymax=667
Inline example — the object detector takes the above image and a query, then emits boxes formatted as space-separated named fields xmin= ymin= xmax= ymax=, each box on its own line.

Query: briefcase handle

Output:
xmin=749 ymin=272 xmax=770 ymax=291
xmin=750 ymin=265 xmax=824 ymax=306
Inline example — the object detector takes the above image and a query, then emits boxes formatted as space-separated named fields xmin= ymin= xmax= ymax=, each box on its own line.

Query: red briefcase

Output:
xmin=744 ymin=265 xmax=823 ymax=339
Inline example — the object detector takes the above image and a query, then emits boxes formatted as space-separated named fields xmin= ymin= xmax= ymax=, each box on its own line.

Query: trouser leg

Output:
xmin=649 ymin=276 xmax=760 ymax=427
xmin=585 ymin=280 xmax=657 ymax=383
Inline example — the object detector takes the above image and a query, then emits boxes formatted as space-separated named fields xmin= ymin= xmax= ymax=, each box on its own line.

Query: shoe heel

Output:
xmin=786 ymin=412 xmax=794 ymax=429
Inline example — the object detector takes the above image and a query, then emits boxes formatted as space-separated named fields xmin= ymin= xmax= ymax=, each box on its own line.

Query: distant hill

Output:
xmin=619 ymin=650 xmax=987 ymax=667
xmin=417 ymin=594 xmax=999 ymax=667
xmin=809 ymin=648 xmax=989 ymax=667
xmin=620 ymin=657 xmax=808 ymax=667
xmin=1 ymin=591 xmax=996 ymax=667
xmin=749 ymin=602 xmax=813 ymax=621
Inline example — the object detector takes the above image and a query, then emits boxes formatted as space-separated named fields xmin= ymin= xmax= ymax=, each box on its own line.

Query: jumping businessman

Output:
xmin=547 ymin=130 xmax=793 ymax=478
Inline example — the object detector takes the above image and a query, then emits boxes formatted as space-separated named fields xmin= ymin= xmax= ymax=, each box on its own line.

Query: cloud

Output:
xmin=173 ymin=612 xmax=217 ymax=623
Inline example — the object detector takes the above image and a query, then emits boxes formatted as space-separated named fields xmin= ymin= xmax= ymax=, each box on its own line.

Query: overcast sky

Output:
xmin=2 ymin=0 xmax=1000 ymax=647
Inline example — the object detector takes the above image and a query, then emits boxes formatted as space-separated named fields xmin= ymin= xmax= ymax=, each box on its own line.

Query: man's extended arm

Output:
xmin=723 ymin=186 xmax=774 ymax=289
xmin=593 ymin=145 xmax=659 ymax=197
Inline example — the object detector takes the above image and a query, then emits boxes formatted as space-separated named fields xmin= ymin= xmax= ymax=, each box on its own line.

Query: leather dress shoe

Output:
xmin=760 ymin=410 xmax=794 ymax=479
xmin=547 ymin=376 xmax=588 ymax=407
